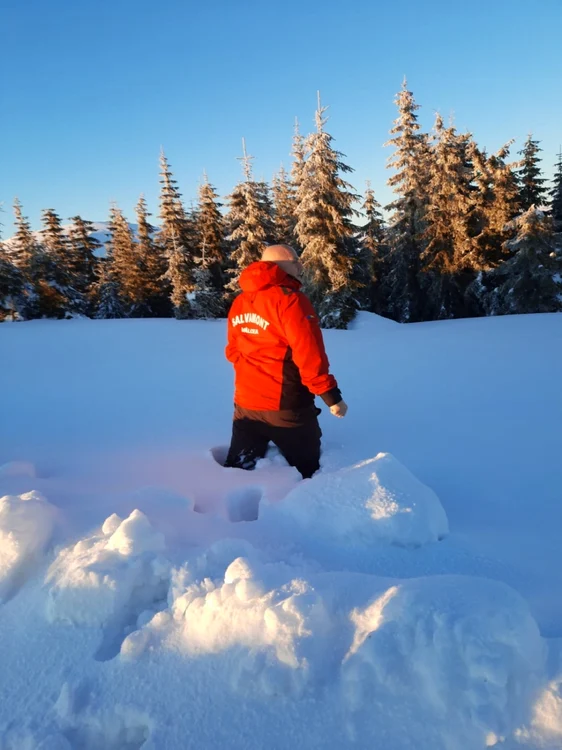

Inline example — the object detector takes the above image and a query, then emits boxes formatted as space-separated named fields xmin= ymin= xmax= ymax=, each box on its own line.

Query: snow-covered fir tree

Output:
xmin=294 ymin=96 xmax=361 ymax=328
xmin=272 ymin=165 xmax=297 ymax=246
xmin=9 ymin=198 xmax=39 ymax=274
xmin=190 ymin=176 xmax=226 ymax=318
xmin=94 ymin=257 xmax=126 ymax=319
xmin=0 ymin=224 xmax=23 ymax=321
xmin=382 ymin=80 xmax=430 ymax=322
xmin=40 ymin=208 xmax=81 ymax=318
xmin=477 ymin=142 xmax=520 ymax=267
xmin=290 ymin=119 xmax=306 ymax=254
xmin=550 ymin=150 xmax=562 ymax=236
xmin=159 ymin=151 xmax=195 ymax=318
xmin=134 ymin=195 xmax=170 ymax=317
xmin=68 ymin=216 xmax=101 ymax=315
xmin=489 ymin=207 xmax=559 ymax=315
xmin=226 ymin=139 xmax=275 ymax=291
xmin=360 ymin=183 xmax=386 ymax=250
xmin=357 ymin=182 xmax=386 ymax=313
xmin=9 ymin=199 xmax=44 ymax=318
xmin=517 ymin=134 xmax=547 ymax=212
xmin=291 ymin=118 xmax=307 ymax=193
xmin=105 ymin=204 xmax=144 ymax=315
xmin=196 ymin=177 xmax=225 ymax=269
xmin=466 ymin=142 xmax=520 ymax=314
xmin=190 ymin=254 xmax=226 ymax=319
xmin=420 ymin=115 xmax=477 ymax=319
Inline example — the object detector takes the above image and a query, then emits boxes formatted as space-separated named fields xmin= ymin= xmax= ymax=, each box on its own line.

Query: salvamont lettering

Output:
xmin=231 ymin=313 xmax=270 ymax=331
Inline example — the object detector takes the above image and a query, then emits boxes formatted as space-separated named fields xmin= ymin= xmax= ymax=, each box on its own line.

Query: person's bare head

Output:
xmin=261 ymin=244 xmax=303 ymax=282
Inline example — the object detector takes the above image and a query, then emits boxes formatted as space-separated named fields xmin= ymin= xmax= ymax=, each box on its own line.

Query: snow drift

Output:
xmin=262 ymin=452 xmax=449 ymax=548
xmin=0 ymin=490 xmax=57 ymax=602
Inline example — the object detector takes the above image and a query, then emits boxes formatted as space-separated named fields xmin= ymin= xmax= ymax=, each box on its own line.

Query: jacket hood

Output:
xmin=239 ymin=261 xmax=302 ymax=293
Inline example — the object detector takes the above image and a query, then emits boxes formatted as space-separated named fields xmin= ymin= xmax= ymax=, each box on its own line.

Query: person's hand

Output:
xmin=330 ymin=400 xmax=348 ymax=418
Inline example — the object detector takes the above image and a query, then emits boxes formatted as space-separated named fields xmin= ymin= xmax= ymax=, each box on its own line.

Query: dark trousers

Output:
xmin=224 ymin=408 xmax=322 ymax=479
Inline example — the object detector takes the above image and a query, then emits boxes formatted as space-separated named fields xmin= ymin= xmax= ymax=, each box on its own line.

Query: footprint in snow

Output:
xmin=210 ymin=445 xmax=229 ymax=467
xmin=55 ymin=682 xmax=152 ymax=750
xmin=227 ymin=487 xmax=262 ymax=523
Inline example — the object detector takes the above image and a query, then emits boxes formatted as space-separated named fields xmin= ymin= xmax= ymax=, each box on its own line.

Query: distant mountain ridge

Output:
xmin=3 ymin=221 xmax=161 ymax=259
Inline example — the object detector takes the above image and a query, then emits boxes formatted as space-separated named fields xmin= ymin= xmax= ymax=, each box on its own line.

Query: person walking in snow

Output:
xmin=224 ymin=244 xmax=348 ymax=479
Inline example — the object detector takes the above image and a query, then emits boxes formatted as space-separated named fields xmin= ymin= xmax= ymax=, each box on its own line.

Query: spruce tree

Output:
xmin=357 ymin=182 xmax=386 ymax=313
xmin=107 ymin=204 xmax=142 ymax=314
xmin=294 ymin=96 xmax=360 ymax=328
xmin=491 ymin=207 xmax=559 ymax=314
xmin=272 ymin=165 xmax=297 ymax=245
xmin=94 ymin=258 xmax=126 ymax=319
xmin=135 ymin=195 xmax=170 ymax=317
xmin=10 ymin=199 xmax=39 ymax=274
xmin=480 ymin=142 xmax=520 ymax=265
xmin=10 ymin=199 xmax=43 ymax=318
xmin=159 ymin=151 xmax=195 ymax=318
xmin=421 ymin=115 xmax=477 ymax=318
xmin=550 ymin=149 xmax=562 ymax=236
xmin=382 ymin=80 xmax=430 ymax=322
xmin=191 ymin=176 xmax=226 ymax=317
xmin=190 ymin=259 xmax=226 ymax=319
xmin=226 ymin=139 xmax=275 ymax=291
xmin=68 ymin=216 xmax=101 ymax=314
xmin=291 ymin=118 xmax=307 ymax=193
xmin=196 ymin=177 xmax=225 ymax=268
xmin=466 ymin=142 xmax=520 ymax=314
xmin=0 ymin=228 xmax=23 ymax=321
xmin=40 ymin=208 xmax=80 ymax=318
xmin=360 ymin=183 xmax=386 ymax=250
xmin=517 ymin=134 xmax=547 ymax=211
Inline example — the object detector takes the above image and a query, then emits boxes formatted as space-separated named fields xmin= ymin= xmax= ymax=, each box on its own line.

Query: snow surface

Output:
xmin=0 ymin=311 xmax=561 ymax=749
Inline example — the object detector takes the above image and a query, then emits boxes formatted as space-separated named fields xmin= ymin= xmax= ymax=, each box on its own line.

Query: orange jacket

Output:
xmin=226 ymin=262 xmax=341 ymax=412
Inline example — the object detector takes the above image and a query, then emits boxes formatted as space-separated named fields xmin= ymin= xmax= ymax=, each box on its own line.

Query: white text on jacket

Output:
xmin=231 ymin=313 xmax=270 ymax=331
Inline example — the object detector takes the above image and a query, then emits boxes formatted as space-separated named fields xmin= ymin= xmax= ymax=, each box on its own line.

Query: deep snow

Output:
xmin=0 ymin=312 xmax=561 ymax=749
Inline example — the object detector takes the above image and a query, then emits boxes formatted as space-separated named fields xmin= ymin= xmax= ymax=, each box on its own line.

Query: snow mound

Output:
xmin=0 ymin=490 xmax=57 ymax=602
xmin=263 ymin=452 xmax=449 ymax=548
xmin=146 ymin=555 xmax=331 ymax=697
xmin=138 ymin=547 xmax=544 ymax=743
xmin=0 ymin=460 xmax=36 ymax=478
xmin=46 ymin=509 xmax=169 ymax=627
xmin=342 ymin=575 xmax=545 ymax=746
xmin=348 ymin=311 xmax=401 ymax=333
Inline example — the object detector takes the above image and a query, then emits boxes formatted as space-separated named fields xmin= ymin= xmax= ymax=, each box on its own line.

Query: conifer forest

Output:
xmin=2 ymin=82 xmax=561 ymax=327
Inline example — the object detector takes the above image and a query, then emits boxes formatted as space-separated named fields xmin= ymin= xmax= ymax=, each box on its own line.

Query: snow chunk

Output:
xmin=120 ymin=627 xmax=151 ymax=661
xmin=106 ymin=509 xmax=165 ymax=556
xmin=166 ymin=558 xmax=330 ymax=697
xmin=264 ymin=453 xmax=448 ymax=548
xmin=102 ymin=513 xmax=122 ymax=536
xmin=341 ymin=575 xmax=545 ymax=744
xmin=46 ymin=510 xmax=169 ymax=627
xmin=0 ymin=460 xmax=36 ymax=478
xmin=224 ymin=556 xmax=256 ymax=584
xmin=0 ymin=490 xmax=57 ymax=601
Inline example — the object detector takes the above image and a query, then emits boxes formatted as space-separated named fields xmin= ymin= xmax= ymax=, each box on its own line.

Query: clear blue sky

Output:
xmin=1 ymin=0 xmax=561 ymax=236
